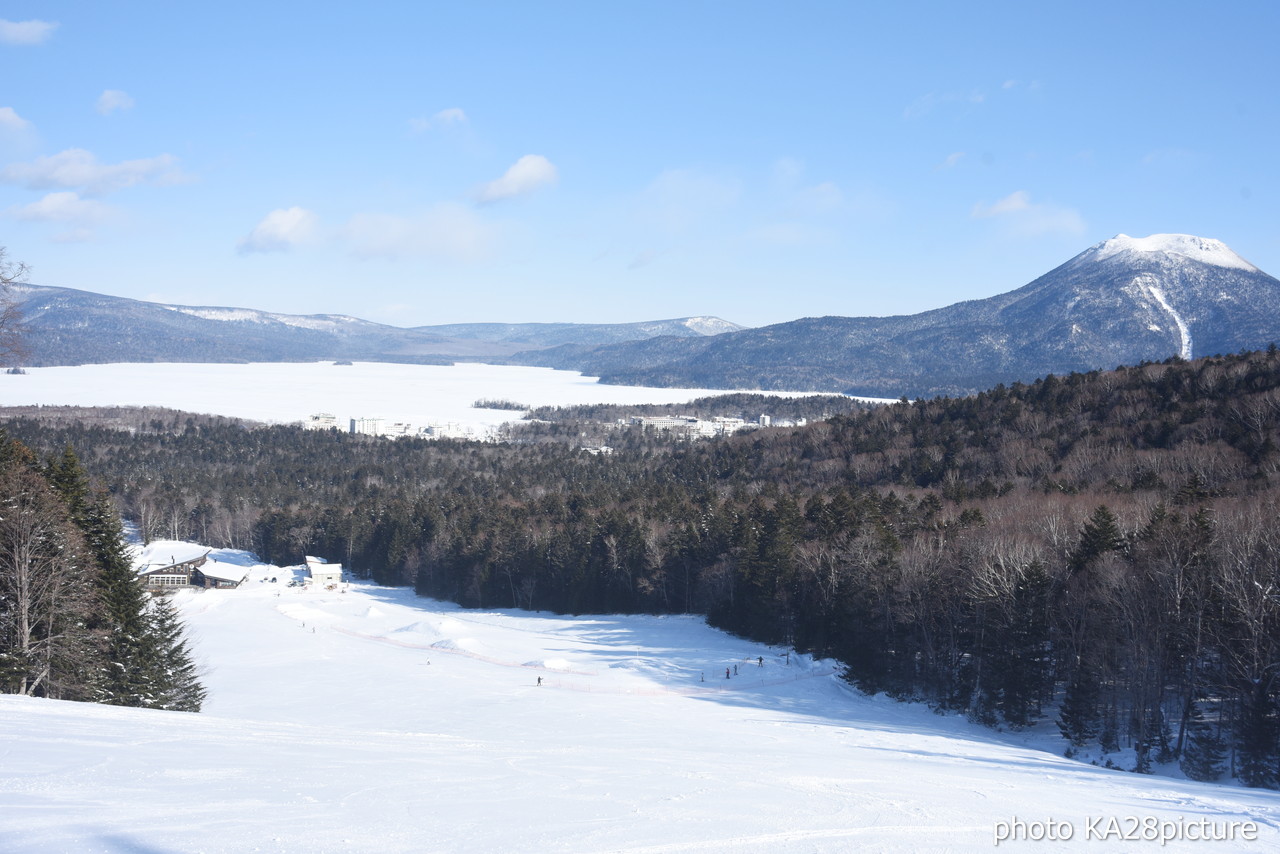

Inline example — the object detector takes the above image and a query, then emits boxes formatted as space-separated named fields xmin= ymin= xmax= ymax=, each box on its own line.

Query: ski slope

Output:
xmin=1 ymin=547 xmax=1277 ymax=853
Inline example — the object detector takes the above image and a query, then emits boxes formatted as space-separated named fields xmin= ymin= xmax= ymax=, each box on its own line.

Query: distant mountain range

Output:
xmin=10 ymin=233 xmax=1280 ymax=398
xmin=512 ymin=234 xmax=1280 ymax=397
xmin=8 ymin=284 xmax=741 ymax=366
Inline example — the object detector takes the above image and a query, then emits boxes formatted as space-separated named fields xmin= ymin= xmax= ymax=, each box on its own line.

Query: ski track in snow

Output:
xmin=1 ymin=552 xmax=1278 ymax=853
xmin=1144 ymin=279 xmax=1193 ymax=359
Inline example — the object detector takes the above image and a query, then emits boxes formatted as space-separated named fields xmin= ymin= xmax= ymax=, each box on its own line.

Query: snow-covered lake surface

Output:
xmin=1 ymin=546 xmax=1276 ymax=853
xmin=0 ymin=362 xmax=845 ymax=429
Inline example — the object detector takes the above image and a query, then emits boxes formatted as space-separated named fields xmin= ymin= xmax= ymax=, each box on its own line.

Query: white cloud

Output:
xmin=96 ymin=89 xmax=135 ymax=115
xmin=0 ymin=148 xmax=187 ymax=195
xmin=6 ymin=191 xmax=114 ymax=241
xmin=475 ymin=154 xmax=558 ymax=203
xmin=238 ymin=207 xmax=319 ymax=254
xmin=0 ymin=106 xmax=31 ymax=131
xmin=8 ymin=191 xmax=111 ymax=223
xmin=0 ymin=19 xmax=58 ymax=45
xmin=939 ymin=151 xmax=966 ymax=170
xmin=972 ymin=190 xmax=1033 ymax=218
xmin=410 ymin=107 xmax=469 ymax=133
xmin=971 ymin=190 xmax=1085 ymax=236
xmin=341 ymin=203 xmax=497 ymax=260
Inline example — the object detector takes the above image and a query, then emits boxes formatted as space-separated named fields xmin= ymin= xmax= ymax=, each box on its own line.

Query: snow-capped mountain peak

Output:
xmin=1091 ymin=233 xmax=1259 ymax=272
xmin=681 ymin=316 xmax=746 ymax=336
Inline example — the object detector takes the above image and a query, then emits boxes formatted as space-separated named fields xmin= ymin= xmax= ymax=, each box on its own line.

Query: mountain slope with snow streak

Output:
xmin=523 ymin=234 xmax=1280 ymax=397
xmin=1 ymin=549 xmax=1277 ymax=853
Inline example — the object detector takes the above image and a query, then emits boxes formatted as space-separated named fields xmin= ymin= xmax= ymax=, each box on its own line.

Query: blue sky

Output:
xmin=2 ymin=2 xmax=1277 ymax=328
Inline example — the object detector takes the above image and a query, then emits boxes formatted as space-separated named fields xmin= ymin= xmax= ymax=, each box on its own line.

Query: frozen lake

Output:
xmin=0 ymin=361 xmax=828 ymax=430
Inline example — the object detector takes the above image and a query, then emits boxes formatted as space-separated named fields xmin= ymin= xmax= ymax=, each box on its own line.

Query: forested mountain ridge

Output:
xmin=4 ymin=347 xmax=1280 ymax=785
xmin=8 ymin=283 xmax=740 ymax=367
xmin=14 ymin=234 xmax=1280 ymax=404
xmin=516 ymin=234 xmax=1280 ymax=397
xmin=416 ymin=316 xmax=744 ymax=347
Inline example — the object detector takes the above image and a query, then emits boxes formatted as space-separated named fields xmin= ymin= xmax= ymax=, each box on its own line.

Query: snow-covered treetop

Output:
xmin=1091 ymin=234 xmax=1259 ymax=272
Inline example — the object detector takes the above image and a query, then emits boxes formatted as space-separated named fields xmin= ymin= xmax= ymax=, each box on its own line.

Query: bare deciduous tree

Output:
xmin=0 ymin=464 xmax=94 ymax=697
xmin=0 ymin=247 xmax=30 ymax=367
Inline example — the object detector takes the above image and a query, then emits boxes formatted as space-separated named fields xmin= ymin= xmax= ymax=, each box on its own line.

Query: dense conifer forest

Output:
xmin=4 ymin=350 xmax=1280 ymax=786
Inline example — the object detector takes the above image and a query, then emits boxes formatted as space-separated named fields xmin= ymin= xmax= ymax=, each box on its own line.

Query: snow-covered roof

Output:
xmin=135 ymin=545 xmax=209 ymax=578
xmin=308 ymin=563 xmax=343 ymax=577
xmin=133 ymin=540 xmax=212 ymax=569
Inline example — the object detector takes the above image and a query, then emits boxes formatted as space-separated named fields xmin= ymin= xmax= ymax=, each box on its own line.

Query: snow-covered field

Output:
xmin=2 ymin=546 xmax=1276 ymax=853
xmin=0 ymin=362 xmax=841 ymax=430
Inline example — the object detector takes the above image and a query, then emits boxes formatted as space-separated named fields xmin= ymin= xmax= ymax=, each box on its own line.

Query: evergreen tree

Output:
xmin=45 ymin=445 xmax=92 ymax=524
xmin=87 ymin=489 xmax=157 ymax=706
xmin=1236 ymin=681 xmax=1279 ymax=789
xmin=1058 ymin=669 xmax=1101 ymax=749
xmin=43 ymin=447 xmax=154 ymax=704
xmin=1133 ymin=735 xmax=1153 ymax=774
xmin=993 ymin=561 xmax=1050 ymax=727
xmin=1180 ymin=702 xmax=1226 ymax=782
xmin=1070 ymin=505 xmax=1125 ymax=572
xmin=35 ymin=443 xmax=206 ymax=709
xmin=140 ymin=596 xmax=205 ymax=712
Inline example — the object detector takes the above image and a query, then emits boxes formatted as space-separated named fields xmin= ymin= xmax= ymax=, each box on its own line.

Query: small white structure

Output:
xmin=305 ymin=413 xmax=338 ymax=430
xmin=630 ymin=415 xmax=701 ymax=434
xmin=350 ymin=416 xmax=386 ymax=437
xmin=305 ymin=556 xmax=343 ymax=587
xmin=421 ymin=422 xmax=486 ymax=440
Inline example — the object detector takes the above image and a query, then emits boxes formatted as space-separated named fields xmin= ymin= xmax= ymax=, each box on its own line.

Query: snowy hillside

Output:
xmin=1 ymin=546 xmax=1276 ymax=853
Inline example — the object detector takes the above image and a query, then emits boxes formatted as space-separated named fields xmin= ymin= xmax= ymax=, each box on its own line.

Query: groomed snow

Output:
xmin=1 ymin=548 xmax=1276 ymax=853
xmin=0 ymin=362 xmax=857 ymax=430
xmin=1093 ymin=234 xmax=1260 ymax=272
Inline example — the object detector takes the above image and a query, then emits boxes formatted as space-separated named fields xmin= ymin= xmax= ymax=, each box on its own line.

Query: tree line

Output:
xmin=3 ymin=349 xmax=1280 ymax=785
xmin=0 ymin=435 xmax=204 ymax=710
